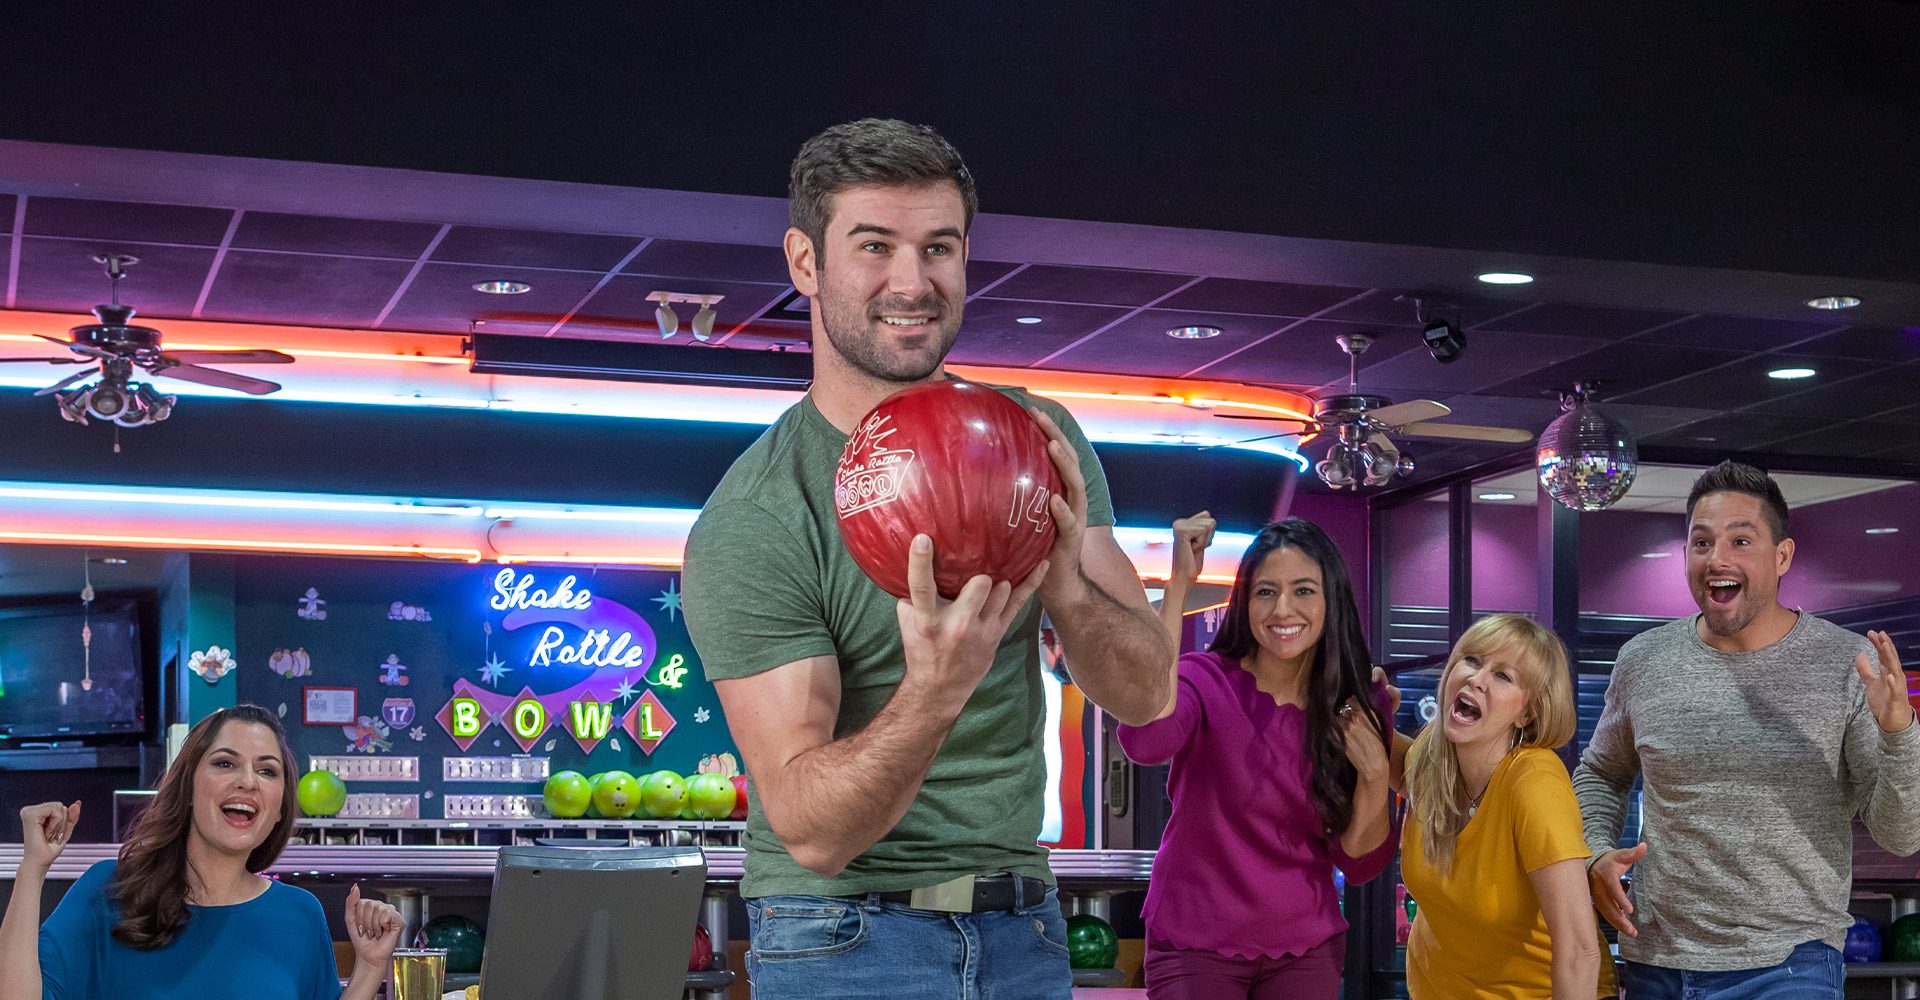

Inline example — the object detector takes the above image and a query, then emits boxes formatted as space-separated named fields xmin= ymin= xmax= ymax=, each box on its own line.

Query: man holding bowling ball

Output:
xmin=1574 ymin=460 xmax=1920 ymax=998
xmin=682 ymin=119 xmax=1173 ymax=999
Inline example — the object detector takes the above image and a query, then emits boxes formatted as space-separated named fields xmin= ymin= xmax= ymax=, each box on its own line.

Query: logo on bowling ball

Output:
xmin=835 ymin=413 xmax=916 ymax=517
xmin=834 ymin=381 xmax=1063 ymax=599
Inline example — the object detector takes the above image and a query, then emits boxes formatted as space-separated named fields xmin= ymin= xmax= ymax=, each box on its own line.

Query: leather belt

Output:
xmin=846 ymin=873 xmax=1048 ymax=913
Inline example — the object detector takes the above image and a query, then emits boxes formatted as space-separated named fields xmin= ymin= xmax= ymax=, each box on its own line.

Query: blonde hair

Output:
xmin=1404 ymin=614 xmax=1576 ymax=874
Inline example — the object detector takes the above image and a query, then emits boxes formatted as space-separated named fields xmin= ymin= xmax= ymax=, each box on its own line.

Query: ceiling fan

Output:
xmin=0 ymin=254 xmax=294 ymax=427
xmin=1215 ymin=332 xmax=1534 ymax=489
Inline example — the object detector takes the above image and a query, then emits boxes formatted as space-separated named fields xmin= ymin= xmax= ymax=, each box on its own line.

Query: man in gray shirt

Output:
xmin=1574 ymin=460 xmax=1920 ymax=999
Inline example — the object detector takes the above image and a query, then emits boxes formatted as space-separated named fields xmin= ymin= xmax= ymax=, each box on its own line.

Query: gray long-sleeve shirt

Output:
xmin=1572 ymin=611 xmax=1920 ymax=971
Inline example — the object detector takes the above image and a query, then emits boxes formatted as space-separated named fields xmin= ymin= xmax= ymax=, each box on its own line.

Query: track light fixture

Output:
xmin=692 ymin=298 xmax=717 ymax=342
xmin=1402 ymin=296 xmax=1466 ymax=364
xmin=647 ymin=291 xmax=726 ymax=342
xmin=49 ymin=377 xmax=178 ymax=428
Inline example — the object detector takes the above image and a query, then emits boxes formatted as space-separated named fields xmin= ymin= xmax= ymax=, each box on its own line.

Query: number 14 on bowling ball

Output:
xmin=835 ymin=381 xmax=1062 ymax=600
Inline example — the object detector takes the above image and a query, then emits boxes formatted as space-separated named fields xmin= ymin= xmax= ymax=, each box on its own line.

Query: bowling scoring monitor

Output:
xmin=478 ymin=844 xmax=707 ymax=1000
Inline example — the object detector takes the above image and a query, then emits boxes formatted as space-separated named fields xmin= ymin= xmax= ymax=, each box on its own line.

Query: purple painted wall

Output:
xmin=1284 ymin=492 xmax=1373 ymax=644
xmin=1378 ymin=480 xmax=1919 ymax=619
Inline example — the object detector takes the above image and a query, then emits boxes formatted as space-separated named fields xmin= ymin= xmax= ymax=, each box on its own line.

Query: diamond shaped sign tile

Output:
xmin=621 ymin=689 xmax=676 ymax=756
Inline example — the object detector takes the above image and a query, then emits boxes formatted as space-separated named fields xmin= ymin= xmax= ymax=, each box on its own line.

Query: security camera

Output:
xmin=1423 ymin=319 xmax=1465 ymax=364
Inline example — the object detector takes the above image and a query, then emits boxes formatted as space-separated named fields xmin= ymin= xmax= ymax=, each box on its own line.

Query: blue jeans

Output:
xmin=744 ymin=886 xmax=1074 ymax=1000
xmin=1621 ymin=940 xmax=1842 ymax=1000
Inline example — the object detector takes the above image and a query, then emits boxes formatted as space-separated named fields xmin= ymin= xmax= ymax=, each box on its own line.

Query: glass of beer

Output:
xmin=388 ymin=947 xmax=447 ymax=1000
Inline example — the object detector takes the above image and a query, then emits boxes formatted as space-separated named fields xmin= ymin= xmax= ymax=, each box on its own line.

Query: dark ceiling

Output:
xmin=4 ymin=7 xmax=1917 ymax=282
xmin=1 ymin=7 xmax=1917 ymax=487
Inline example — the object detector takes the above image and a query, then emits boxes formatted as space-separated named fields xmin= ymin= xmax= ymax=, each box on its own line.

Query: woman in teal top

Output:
xmin=1 ymin=705 xmax=403 ymax=1000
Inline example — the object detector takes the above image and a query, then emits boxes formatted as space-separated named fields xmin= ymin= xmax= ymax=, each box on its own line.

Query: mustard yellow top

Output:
xmin=1403 ymin=746 xmax=1615 ymax=999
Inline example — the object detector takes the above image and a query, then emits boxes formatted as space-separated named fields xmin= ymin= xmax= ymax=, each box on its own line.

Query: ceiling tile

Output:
xmin=1639 ymin=411 xmax=1822 ymax=451
xmin=1315 ymin=290 xmax=1533 ymax=327
xmin=1611 ymin=352 xmax=1880 ymax=410
xmin=1198 ymin=320 xmax=1421 ymax=388
xmin=559 ymin=275 xmax=788 ymax=340
xmin=1041 ymin=309 xmax=1296 ymax=379
xmin=24 ymin=197 xmax=235 ymax=246
xmin=947 ymin=298 xmax=1133 ymax=368
xmin=231 ymin=212 xmax=442 ymax=259
xmin=1479 ymin=302 xmax=1691 ymax=339
xmin=1740 ymin=364 xmax=1920 ymax=419
xmin=621 ymin=238 xmax=791 ymax=285
xmin=432 ymin=225 xmax=641 ymax=272
xmin=961 ymin=259 xmax=1022 ymax=292
xmin=1760 ymin=419 xmax=1919 ymax=459
xmin=1637 ymin=313 xmax=1842 ymax=351
xmin=1476 ymin=341 xmax=1743 ymax=400
xmin=1153 ymin=277 xmax=1367 ymax=317
xmin=982 ymin=263 xmax=1198 ymax=307
xmin=1343 ymin=330 xmax=1602 ymax=396
xmin=380 ymin=262 xmax=609 ymax=335
xmin=0 ymin=194 xmax=16 ymax=231
xmin=1785 ymin=326 xmax=1920 ymax=363
xmin=200 ymin=250 xmax=414 ymax=328
xmin=13 ymin=237 xmax=215 ymax=319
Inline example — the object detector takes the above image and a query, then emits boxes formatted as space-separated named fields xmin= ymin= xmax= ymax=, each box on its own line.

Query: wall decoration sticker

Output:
xmin=268 ymin=647 xmax=313 ymax=678
xmin=382 ymin=697 xmax=417 ymax=730
xmin=651 ymin=579 xmax=682 ymax=621
xmin=189 ymin=646 xmax=234 ymax=685
xmin=388 ymin=601 xmax=433 ymax=622
xmin=296 ymin=587 xmax=327 ymax=621
xmin=377 ymin=653 xmax=409 ymax=686
xmin=303 ymin=686 xmax=357 ymax=726
xmin=343 ymin=714 xmax=393 ymax=754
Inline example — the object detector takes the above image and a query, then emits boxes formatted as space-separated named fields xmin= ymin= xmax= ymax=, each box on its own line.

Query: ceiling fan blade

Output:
xmin=33 ymin=369 xmax=98 ymax=396
xmin=1201 ymin=431 xmax=1304 ymax=450
xmin=158 ymin=349 xmax=296 ymax=365
xmin=36 ymin=333 xmax=111 ymax=359
xmin=1369 ymin=399 xmax=1450 ymax=426
xmin=0 ymin=356 xmax=87 ymax=364
xmin=150 ymin=363 xmax=282 ymax=395
xmin=1397 ymin=421 xmax=1535 ymax=444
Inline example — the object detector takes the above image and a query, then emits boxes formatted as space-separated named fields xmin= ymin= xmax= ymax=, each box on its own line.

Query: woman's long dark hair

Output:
xmin=111 ymin=704 xmax=299 ymax=950
xmin=1209 ymin=518 xmax=1387 ymax=834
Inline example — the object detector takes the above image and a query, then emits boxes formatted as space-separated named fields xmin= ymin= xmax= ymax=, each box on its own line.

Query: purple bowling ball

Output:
xmin=1845 ymin=915 xmax=1882 ymax=964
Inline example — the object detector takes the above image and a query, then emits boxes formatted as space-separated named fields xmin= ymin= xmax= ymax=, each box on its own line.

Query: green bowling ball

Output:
xmin=1889 ymin=913 xmax=1920 ymax=962
xmin=295 ymin=769 xmax=347 ymax=817
xmin=542 ymin=771 xmax=593 ymax=819
xmin=686 ymin=773 xmax=738 ymax=820
xmin=591 ymin=771 xmax=641 ymax=818
xmin=422 ymin=914 xmax=485 ymax=974
xmin=1065 ymin=913 xmax=1119 ymax=969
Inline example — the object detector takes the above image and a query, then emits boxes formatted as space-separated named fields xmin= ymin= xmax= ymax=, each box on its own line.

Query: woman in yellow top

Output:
xmin=1399 ymin=614 xmax=1612 ymax=1000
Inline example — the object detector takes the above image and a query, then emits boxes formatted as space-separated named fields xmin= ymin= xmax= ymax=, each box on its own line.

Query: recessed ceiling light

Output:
xmin=1866 ymin=527 xmax=1901 ymax=535
xmin=1476 ymin=272 xmax=1534 ymax=285
xmin=1016 ymin=316 xmax=1044 ymax=325
xmin=1767 ymin=367 xmax=1817 ymax=380
xmin=1166 ymin=325 xmax=1222 ymax=340
xmin=473 ymin=280 xmax=532 ymax=295
xmin=1477 ymin=491 xmax=1517 ymax=501
xmin=1641 ymin=551 xmax=1673 ymax=559
xmin=1805 ymin=295 xmax=1861 ymax=310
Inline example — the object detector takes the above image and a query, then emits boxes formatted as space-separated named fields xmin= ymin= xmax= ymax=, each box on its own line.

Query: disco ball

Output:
xmin=1536 ymin=390 xmax=1638 ymax=511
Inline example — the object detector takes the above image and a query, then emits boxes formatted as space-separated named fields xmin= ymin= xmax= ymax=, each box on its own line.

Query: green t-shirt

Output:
xmin=681 ymin=385 xmax=1113 ymax=898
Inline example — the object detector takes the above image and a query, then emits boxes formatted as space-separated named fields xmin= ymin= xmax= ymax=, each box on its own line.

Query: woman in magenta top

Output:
xmin=1119 ymin=515 xmax=1398 ymax=999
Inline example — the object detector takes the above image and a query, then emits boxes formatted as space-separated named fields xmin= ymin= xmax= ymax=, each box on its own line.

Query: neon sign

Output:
xmin=530 ymin=626 xmax=648 ymax=669
xmin=649 ymin=653 xmax=689 ymax=690
xmin=490 ymin=568 xmax=593 ymax=611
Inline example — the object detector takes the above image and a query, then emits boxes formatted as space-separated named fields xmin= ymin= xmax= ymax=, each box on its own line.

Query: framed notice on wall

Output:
xmin=303 ymin=687 xmax=358 ymax=726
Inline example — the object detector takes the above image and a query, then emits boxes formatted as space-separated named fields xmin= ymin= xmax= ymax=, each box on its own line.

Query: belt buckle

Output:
xmin=907 ymin=874 xmax=977 ymax=913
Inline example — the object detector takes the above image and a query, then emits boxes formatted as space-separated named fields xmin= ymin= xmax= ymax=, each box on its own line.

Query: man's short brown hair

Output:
xmin=789 ymin=119 xmax=977 ymax=255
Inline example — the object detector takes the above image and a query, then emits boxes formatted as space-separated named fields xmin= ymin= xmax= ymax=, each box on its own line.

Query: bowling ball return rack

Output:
xmin=3 ymin=838 xmax=1155 ymax=997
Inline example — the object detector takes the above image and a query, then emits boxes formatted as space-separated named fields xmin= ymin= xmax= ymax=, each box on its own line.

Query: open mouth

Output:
xmin=1449 ymin=693 xmax=1483 ymax=727
xmin=1706 ymin=579 xmax=1743 ymax=606
xmin=220 ymin=801 xmax=260 ymax=828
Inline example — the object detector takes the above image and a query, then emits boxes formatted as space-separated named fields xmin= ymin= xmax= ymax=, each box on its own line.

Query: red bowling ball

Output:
xmin=835 ymin=381 xmax=1062 ymax=599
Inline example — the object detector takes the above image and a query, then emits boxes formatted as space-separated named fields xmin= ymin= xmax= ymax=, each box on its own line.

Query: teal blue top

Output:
xmin=40 ymin=859 xmax=341 ymax=1000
